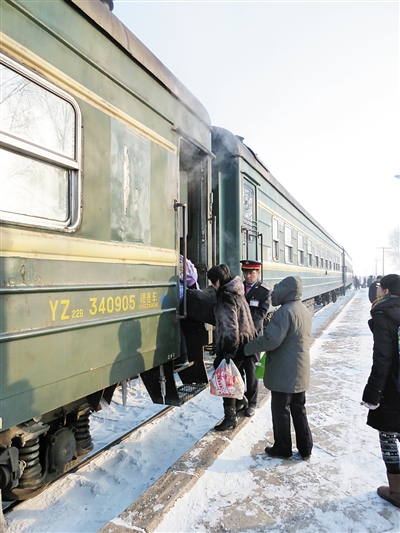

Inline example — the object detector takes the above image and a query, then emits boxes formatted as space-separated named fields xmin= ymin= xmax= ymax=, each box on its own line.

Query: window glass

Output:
xmin=0 ymin=149 xmax=69 ymax=222
xmin=308 ymin=239 xmax=313 ymax=267
xmin=284 ymin=225 xmax=293 ymax=263
xmin=243 ymin=185 xmax=254 ymax=231
xmin=1 ymin=64 xmax=75 ymax=158
xmin=298 ymin=233 xmax=304 ymax=265
xmin=272 ymin=217 xmax=279 ymax=261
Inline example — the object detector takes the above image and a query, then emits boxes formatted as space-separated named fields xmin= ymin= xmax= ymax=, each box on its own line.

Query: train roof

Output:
xmin=213 ymin=126 xmax=346 ymax=252
xmin=68 ymin=0 xmax=211 ymax=128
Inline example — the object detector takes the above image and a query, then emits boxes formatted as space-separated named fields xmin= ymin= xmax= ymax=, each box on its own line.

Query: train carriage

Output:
xmin=0 ymin=0 xmax=354 ymax=502
xmin=0 ymin=0 xmax=213 ymax=499
xmin=211 ymin=127 xmax=353 ymax=305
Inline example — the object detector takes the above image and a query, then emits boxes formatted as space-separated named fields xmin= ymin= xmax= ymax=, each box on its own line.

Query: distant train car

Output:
xmin=0 ymin=0 xmax=213 ymax=499
xmin=212 ymin=127 xmax=353 ymax=305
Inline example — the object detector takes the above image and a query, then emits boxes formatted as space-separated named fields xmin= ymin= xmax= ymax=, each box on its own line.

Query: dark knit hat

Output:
xmin=379 ymin=274 xmax=400 ymax=296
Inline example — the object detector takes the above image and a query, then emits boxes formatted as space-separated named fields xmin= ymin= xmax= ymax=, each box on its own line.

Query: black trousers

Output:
xmin=239 ymin=355 xmax=259 ymax=407
xmin=271 ymin=391 xmax=313 ymax=457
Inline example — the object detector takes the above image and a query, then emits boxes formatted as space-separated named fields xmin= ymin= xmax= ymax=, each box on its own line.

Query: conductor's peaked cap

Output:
xmin=240 ymin=260 xmax=262 ymax=270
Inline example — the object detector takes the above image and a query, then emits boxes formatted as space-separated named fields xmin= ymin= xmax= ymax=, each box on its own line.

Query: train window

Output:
xmin=315 ymin=244 xmax=320 ymax=268
xmin=0 ymin=56 xmax=81 ymax=230
xmin=298 ymin=233 xmax=304 ymax=265
xmin=284 ymin=225 xmax=293 ymax=263
xmin=272 ymin=216 xmax=279 ymax=261
xmin=242 ymin=182 xmax=257 ymax=244
xmin=308 ymin=239 xmax=313 ymax=267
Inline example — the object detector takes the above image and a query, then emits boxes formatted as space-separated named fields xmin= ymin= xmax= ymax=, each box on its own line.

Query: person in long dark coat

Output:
xmin=362 ymin=273 xmax=400 ymax=508
xmin=208 ymin=264 xmax=256 ymax=431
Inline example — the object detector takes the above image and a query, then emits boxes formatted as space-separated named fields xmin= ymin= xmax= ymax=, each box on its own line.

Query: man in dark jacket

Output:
xmin=239 ymin=260 xmax=271 ymax=417
xmin=244 ymin=276 xmax=313 ymax=460
xmin=362 ymin=273 xmax=400 ymax=508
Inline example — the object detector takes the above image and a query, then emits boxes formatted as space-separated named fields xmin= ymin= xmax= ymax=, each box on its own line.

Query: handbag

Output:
xmin=209 ymin=359 xmax=245 ymax=399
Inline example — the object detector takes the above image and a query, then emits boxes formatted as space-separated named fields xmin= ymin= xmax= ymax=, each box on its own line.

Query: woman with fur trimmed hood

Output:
xmin=207 ymin=264 xmax=256 ymax=431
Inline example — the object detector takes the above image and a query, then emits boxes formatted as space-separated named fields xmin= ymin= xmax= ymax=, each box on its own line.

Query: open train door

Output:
xmin=175 ymin=137 xmax=214 ymax=384
xmin=141 ymin=136 xmax=213 ymax=406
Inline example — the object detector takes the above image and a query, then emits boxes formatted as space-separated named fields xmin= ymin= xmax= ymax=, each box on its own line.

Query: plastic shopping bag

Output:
xmin=255 ymin=352 xmax=267 ymax=379
xmin=209 ymin=359 xmax=245 ymax=399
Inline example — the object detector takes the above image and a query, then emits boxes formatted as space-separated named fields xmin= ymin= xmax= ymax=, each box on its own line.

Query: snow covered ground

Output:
xmin=4 ymin=289 xmax=399 ymax=533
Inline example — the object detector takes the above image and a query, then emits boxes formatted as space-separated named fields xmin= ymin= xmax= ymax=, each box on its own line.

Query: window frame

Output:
xmin=307 ymin=239 xmax=313 ymax=267
xmin=284 ymin=224 xmax=293 ymax=264
xmin=272 ymin=216 xmax=279 ymax=261
xmin=0 ymin=54 xmax=82 ymax=231
xmin=298 ymin=233 xmax=304 ymax=266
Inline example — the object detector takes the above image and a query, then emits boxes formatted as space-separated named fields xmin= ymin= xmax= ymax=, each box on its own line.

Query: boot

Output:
xmin=214 ymin=406 xmax=237 ymax=431
xmin=236 ymin=396 xmax=248 ymax=413
xmin=377 ymin=472 xmax=400 ymax=508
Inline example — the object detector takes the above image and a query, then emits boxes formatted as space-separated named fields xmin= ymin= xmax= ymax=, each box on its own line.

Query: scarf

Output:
xmin=371 ymin=293 xmax=399 ymax=312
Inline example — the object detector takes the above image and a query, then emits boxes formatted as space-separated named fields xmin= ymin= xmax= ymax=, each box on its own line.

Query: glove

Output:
xmin=362 ymin=383 xmax=381 ymax=407
xmin=224 ymin=354 xmax=233 ymax=363
xmin=360 ymin=401 xmax=380 ymax=410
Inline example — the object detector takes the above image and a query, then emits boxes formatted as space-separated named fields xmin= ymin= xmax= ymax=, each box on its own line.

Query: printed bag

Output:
xmin=209 ymin=359 xmax=245 ymax=399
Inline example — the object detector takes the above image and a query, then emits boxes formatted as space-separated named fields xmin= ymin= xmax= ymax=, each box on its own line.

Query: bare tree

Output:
xmin=387 ymin=226 xmax=400 ymax=271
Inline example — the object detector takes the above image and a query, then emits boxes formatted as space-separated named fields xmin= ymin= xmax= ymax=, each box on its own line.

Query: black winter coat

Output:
xmin=362 ymin=295 xmax=400 ymax=432
xmin=213 ymin=276 xmax=256 ymax=368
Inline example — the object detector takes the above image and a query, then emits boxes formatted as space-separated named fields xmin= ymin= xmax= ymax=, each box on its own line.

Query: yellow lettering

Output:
xmin=89 ymin=298 xmax=98 ymax=316
xmin=61 ymin=300 xmax=70 ymax=320
xmin=49 ymin=300 xmax=59 ymax=322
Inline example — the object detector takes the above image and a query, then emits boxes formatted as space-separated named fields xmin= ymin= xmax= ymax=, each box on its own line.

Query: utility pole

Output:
xmin=376 ymin=247 xmax=391 ymax=276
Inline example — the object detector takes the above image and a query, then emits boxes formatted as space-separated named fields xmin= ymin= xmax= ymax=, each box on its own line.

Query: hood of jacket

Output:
xmin=218 ymin=276 xmax=245 ymax=297
xmin=371 ymin=295 xmax=400 ymax=327
xmin=271 ymin=276 xmax=303 ymax=306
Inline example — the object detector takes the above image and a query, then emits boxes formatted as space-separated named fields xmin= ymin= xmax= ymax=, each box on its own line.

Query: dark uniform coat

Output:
xmin=362 ymin=295 xmax=400 ymax=432
xmin=245 ymin=280 xmax=271 ymax=339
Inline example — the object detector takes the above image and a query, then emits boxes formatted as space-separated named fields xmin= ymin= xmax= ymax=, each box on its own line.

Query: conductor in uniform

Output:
xmin=239 ymin=260 xmax=271 ymax=416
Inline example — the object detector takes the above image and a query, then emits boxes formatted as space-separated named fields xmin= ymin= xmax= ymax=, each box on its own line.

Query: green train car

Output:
xmin=0 ymin=0 xmax=213 ymax=499
xmin=211 ymin=127 xmax=353 ymax=304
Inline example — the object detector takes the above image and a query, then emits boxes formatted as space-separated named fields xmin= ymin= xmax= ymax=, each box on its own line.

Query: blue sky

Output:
xmin=113 ymin=1 xmax=399 ymax=276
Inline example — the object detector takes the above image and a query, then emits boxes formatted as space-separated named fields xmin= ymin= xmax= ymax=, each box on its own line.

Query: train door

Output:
xmin=140 ymin=137 xmax=212 ymax=406
xmin=175 ymin=137 xmax=212 ymax=395
xmin=178 ymin=138 xmax=211 ymax=287
xmin=241 ymin=178 xmax=262 ymax=269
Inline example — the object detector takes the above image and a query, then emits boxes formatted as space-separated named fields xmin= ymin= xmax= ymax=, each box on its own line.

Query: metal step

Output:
xmin=177 ymin=383 xmax=208 ymax=404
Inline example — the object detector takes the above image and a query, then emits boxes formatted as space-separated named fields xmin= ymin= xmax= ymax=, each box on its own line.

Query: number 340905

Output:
xmin=89 ymin=295 xmax=136 ymax=316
